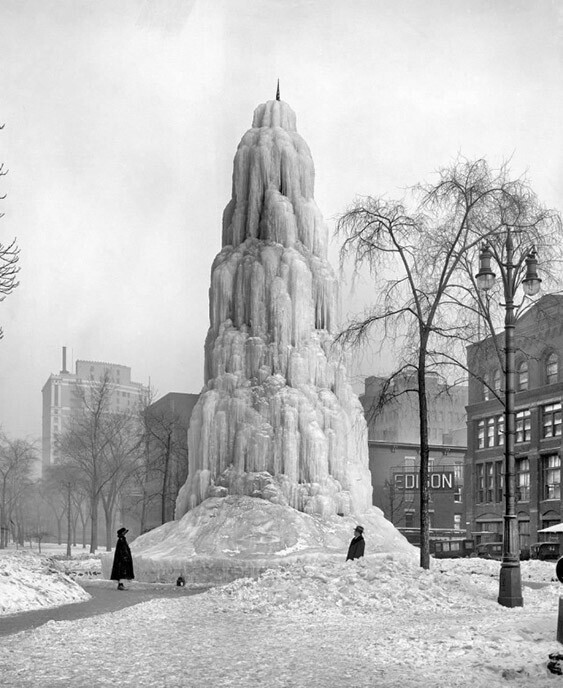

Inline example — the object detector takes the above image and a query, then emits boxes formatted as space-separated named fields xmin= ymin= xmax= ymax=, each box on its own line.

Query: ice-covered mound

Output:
xmin=0 ymin=550 xmax=91 ymax=615
xmin=103 ymin=495 xmax=415 ymax=586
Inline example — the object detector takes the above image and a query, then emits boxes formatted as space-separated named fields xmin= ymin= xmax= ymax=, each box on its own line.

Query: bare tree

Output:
xmin=99 ymin=415 xmax=141 ymax=550
xmin=44 ymin=463 xmax=84 ymax=556
xmin=0 ymin=432 xmax=37 ymax=548
xmin=144 ymin=405 xmax=188 ymax=525
xmin=337 ymin=157 xmax=562 ymax=569
xmin=132 ymin=391 xmax=189 ymax=531
xmin=0 ymin=124 xmax=20 ymax=340
xmin=57 ymin=372 xmax=142 ymax=553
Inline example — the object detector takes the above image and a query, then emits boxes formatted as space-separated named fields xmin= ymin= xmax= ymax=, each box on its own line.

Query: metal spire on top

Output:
xmin=276 ymin=79 xmax=280 ymax=101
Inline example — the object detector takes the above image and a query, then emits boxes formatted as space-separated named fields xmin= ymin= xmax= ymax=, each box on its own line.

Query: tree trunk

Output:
xmin=418 ymin=334 xmax=430 ymax=570
xmin=161 ymin=435 xmax=171 ymax=524
xmin=103 ymin=500 xmax=114 ymax=551
xmin=90 ymin=492 xmax=99 ymax=554
xmin=66 ymin=482 xmax=72 ymax=557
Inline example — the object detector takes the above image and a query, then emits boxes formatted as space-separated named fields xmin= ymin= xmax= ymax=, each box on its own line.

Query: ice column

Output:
xmin=176 ymin=99 xmax=373 ymax=519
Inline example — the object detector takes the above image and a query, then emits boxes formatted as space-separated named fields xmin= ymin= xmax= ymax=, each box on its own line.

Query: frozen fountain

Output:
xmin=114 ymin=94 xmax=413 ymax=585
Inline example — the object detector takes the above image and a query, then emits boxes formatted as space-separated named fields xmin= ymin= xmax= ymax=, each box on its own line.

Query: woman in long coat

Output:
xmin=110 ymin=527 xmax=135 ymax=590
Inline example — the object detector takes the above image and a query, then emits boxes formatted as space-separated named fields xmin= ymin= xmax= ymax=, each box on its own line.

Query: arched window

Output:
xmin=517 ymin=360 xmax=529 ymax=391
xmin=493 ymin=369 xmax=501 ymax=395
xmin=546 ymin=352 xmax=559 ymax=385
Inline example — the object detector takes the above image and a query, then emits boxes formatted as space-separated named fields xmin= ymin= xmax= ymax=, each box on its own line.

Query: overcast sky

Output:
xmin=0 ymin=0 xmax=562 ymax=441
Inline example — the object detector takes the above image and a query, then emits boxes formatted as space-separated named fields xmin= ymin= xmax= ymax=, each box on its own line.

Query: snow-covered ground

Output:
xmin=2 ymin=548 xmax=563 ymax=686
xmin=0 ymin=548 xmax=92 ymax=615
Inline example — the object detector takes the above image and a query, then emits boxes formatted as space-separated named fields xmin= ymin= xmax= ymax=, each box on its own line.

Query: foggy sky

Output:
xmin=0 ymin=0 xmax=562 ymax=441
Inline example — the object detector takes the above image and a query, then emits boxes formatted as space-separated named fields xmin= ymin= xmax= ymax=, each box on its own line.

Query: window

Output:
xmin=404 ymin=456 xmax=416 ymax=468
xmin=483 ymin=372 xmax=490 ymax=401
xmin=497 ymin=415 xmax=505 ymax=446
xmin=516 ymin=458 xmax=530 ymax=502
xmin=542 ymin=454 xmax=561 ymax=500
xmin=516 ymin=409 xmax=531 ymax=443
xmin=547 ymin=353 xmax=559 ymax=385
xmin=495 ymin=461 xmax=503 ymax=502
xmin=477 ymin=420 xmax=485 ymax=449
xmin=476 ymin=464 xmax=484 ymax=503
xmin=542 ymin=402 xmax=562 ymax=439
xmin=493 ymin=369 xmax=501 ymax=394
xmin=405 ymin=512 xmax=414 ymax=528
xmin=517 ymin=361 xmax=529 ymax=391
xmin=454 ymin=487 xmax=462 ymax=503
xmin=486 ymin=462 xmax=494 ymax=502
xmin=487 ymin=417 xmax=495 ymax=447
xmin=454 ymin=514 xmax=461 ymax=531
xmin=518 ymin=520 xmax=530 ymax=549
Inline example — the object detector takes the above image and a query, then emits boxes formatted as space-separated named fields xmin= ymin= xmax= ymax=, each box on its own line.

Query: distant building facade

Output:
xmin=41 ymin=347 xmax=149 ymax=474
xmin=122 ymin=392 xmax=199 ymax=534
xmin=361 ymin=372 xmax=467 ymax=538
xmin=466 ymin=295 xmax=563 ymax=551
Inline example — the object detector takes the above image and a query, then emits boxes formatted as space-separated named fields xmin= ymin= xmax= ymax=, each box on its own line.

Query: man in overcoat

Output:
xmin=346 ymin=525 xmax=365 ymax=561
xmin=110 ymin=527 xmax=135 ymax=590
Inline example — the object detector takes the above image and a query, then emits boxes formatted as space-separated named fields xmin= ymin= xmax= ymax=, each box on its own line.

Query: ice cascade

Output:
xmin=176 ymin=99 xmax=373 ymax=519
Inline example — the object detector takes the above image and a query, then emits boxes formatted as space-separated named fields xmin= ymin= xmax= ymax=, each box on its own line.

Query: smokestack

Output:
xmin=62 ymin=346 xmax=68 ymax=374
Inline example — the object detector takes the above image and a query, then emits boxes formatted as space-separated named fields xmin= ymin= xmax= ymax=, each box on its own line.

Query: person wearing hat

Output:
xmin=110 ymin=527 xmax=135 ymax=590
xmin=346 ymin=525 xmax=365 ymax=561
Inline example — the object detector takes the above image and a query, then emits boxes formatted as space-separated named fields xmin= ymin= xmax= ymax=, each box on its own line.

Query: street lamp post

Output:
xmin=475 ymin=230 xmax=541 ymax=608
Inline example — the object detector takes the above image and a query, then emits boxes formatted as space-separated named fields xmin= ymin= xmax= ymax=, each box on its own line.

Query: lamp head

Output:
xmin=522 ymin=248 xmax=541 ymax=296
xmin=476 ymin=243 xmax=496 ymax=291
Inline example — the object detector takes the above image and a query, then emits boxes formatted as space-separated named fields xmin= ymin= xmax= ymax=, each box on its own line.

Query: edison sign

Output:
xmin=394 ymin=471 xmax=455 ymax=491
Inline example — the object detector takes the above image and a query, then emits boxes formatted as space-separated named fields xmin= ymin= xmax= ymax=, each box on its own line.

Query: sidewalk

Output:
xmin=0 ymin=581 xmax=206 ymax=637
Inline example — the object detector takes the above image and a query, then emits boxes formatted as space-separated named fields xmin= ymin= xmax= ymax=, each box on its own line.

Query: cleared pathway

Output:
xmin=0 ymin=581 xmax=206 ymax=637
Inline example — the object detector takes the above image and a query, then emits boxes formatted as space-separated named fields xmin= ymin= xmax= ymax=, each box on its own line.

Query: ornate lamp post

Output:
xmin=475 ymin=230 xmax=541 ymax=608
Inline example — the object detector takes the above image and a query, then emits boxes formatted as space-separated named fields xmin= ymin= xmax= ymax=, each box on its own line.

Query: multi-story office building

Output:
xmin=361 ymin=373 xmax=467 ymax=537
xmin=466 ymin=294 xmax=563 ymax=551
xmin=41 ymin=347 xmax=149 ymax=474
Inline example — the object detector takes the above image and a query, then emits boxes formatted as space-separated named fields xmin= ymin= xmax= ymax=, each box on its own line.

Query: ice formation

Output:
xmin=175 ymin=99 xmax=373 ymax=520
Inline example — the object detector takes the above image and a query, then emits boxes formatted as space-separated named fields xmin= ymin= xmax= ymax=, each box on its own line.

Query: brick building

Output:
xmin=361 ymin=373 xmax=467 ymax=538
xmin=466 ymin=295 xmax=563 ymax=551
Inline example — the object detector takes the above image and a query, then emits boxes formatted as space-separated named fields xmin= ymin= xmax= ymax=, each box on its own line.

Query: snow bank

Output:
xmin=0 ymin=550 xmax=90 ymax=615
xmin=206 ymin=553 xmax=562 ymax=616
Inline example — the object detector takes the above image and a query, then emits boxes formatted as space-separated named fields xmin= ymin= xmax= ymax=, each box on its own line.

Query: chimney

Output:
xmin=61 ymin=346 xmax=68 ymax=374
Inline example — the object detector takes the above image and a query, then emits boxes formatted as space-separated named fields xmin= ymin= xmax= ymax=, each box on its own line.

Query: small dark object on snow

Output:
xmin=176 ymin=576 xmax=185 ymax=587
xmin=547 ymin=652 xmax=563 ymax=675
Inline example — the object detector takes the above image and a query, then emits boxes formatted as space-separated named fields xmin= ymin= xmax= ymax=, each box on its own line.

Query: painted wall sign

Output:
xmin=394 ymin=471 xmax=455 ymax=491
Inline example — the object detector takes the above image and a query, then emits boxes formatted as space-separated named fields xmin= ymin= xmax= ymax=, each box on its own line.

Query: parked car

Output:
xmin=530 ymin=542 xmax=560 ymax=561
xmin=432 ymin=539 xmax=475 ymax=559
xmin=475 ymin=542 xmax=503 ymax=560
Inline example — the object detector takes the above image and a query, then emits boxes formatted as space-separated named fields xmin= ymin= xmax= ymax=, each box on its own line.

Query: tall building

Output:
xmin=41 ymin=347 xmax=149 ymax=474
xmin=361 ymin=372 xmax=467 ymax=539
xmin=466 ymin=294 xmax=563 ymax=551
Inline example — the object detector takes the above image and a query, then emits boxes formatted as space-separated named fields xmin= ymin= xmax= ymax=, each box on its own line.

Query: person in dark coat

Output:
xmin=110 ymin=527 xmax=134 ymax=590
xmin=346 ymin=525 xmax=365 ymax=561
